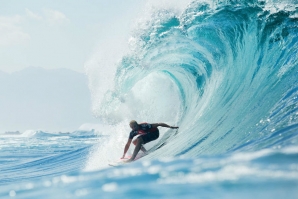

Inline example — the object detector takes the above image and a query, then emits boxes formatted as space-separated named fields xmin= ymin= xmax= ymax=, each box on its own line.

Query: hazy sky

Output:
xmin=0 ymin=0 xmax=142 ymax=73
xmin=0 ymin=0 xmax=190 ymax=132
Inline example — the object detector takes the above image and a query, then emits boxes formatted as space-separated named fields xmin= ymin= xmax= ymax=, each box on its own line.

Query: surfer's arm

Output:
xmin=152 ymin=123 xmax=179 ymax=129
xmin=122 ymin=138 xmax=132 ymax=159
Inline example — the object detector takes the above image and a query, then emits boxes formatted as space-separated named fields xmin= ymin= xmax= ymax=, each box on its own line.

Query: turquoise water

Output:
xmin=1 ymin=0 xmax=298 ymax=198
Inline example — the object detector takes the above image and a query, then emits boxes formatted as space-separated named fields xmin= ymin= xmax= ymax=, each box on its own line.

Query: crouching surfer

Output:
xmin=122 ymin=120 xmax=179 ymax=162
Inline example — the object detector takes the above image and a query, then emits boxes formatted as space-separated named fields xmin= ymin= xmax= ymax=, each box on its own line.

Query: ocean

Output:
xmin=1 ymin=0 xmax=298 ymax=198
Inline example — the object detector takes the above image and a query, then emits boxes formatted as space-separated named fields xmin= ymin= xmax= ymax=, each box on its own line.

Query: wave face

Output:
xmin=88 ymin=0 xmax=298 ymax=158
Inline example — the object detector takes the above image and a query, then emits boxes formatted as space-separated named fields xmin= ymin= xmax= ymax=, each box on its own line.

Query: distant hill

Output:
xmin=0 ymin=67 xmax=97 ymax=132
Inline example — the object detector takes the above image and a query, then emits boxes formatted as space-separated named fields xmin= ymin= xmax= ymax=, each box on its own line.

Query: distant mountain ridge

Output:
xmin=0 ymin=67 xmax=96 ymax=132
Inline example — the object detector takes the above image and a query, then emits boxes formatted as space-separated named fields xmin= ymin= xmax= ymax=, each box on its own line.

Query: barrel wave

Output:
xmin=89 ymin=0 xmax=298 ymax=159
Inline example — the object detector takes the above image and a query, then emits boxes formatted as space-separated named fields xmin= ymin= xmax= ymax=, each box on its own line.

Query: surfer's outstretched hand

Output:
xmin=170 ymin=126 xmax=179 ymax=129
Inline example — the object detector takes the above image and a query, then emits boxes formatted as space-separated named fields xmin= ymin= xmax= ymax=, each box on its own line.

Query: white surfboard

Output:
xmin=108 ymin=153 xmax=147 ymax=167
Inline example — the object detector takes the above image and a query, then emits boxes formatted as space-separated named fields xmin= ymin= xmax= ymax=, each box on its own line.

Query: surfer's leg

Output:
xmin=133 ymin=138 xmax=147 ymax=152
xmin=141 ymin=146 xmax=147 ymax=153
xmin=131 ymin=137 xmax=144 ymax=160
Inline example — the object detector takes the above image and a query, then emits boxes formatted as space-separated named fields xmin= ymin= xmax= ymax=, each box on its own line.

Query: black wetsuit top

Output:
xmin=129 ymin=123 xmax=158 ymax=139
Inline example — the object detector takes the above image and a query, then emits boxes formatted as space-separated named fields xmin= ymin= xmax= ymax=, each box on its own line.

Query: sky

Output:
xmin=0 ymin=0 xmax=142 ymax=73
xmin=0 ymin=67 xmax=98 ymax=133
xmin=0 ymin=0 xmax=191 ymax=132
xmin=0 ymin=0 xmax=145 ymax=132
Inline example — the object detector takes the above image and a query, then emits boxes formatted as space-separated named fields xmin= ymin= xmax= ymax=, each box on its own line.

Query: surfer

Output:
xmin=122 ymin=120 xmax=179 ymax=162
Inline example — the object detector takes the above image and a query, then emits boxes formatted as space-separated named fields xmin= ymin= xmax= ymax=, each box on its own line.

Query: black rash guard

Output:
xmin=129 ymin=123 xmax=158 ymax=139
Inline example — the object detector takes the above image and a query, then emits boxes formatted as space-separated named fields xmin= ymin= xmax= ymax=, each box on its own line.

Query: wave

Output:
xmin=85 ymin=0 xmax=298 ymax=168
xmin=0 ymin=129 xmax=101 ymax=185
xmin=1 ymin=146 xmax=298 ymax=198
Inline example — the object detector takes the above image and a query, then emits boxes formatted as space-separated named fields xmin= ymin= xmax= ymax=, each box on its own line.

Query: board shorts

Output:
xmin=139 ymin=130 xmax=159 ymax=144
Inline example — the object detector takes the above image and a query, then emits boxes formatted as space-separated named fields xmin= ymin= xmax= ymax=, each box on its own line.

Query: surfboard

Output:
xmin=108 ymin=158 xmax=129 ymax=167
xmin=108 ymin=152 xmax=147 ymax=167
